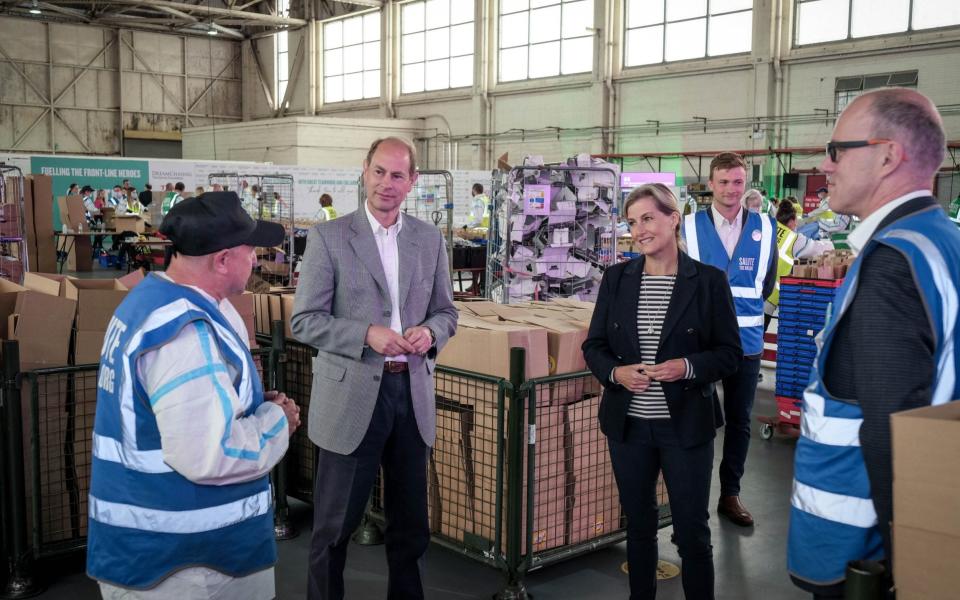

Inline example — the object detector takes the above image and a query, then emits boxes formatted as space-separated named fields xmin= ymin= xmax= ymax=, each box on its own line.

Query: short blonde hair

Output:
xmin=623 ymin=183 xmax=686 ymax=252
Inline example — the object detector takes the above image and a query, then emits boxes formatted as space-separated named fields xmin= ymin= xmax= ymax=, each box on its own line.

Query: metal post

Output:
xmin=2 ymin=341 xmax=42 ymax=598
xmin=269 ymin=321 xmax=297 ymax=541
xmin=495 ymin=347 xmax=529 ymax=600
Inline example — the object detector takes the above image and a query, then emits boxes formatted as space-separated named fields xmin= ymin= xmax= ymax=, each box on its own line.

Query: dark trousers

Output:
xmin=719 ymin=356 xmax=761 ymax=497
xmin=307 ymin=372 xmax=429 ymax=600
xmin=608 ymin=418 xmax=715 ymax=600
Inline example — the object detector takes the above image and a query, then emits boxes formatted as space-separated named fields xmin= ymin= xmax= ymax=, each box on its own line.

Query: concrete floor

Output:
xmin=23 ymin=369 xmax=807 ymax=600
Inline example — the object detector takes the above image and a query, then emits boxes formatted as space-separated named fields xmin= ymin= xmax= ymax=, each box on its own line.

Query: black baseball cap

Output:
xmin=160 ymin=191 xmax=284 ymax=256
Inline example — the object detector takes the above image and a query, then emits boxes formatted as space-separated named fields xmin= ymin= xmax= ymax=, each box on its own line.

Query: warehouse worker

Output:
xmin=764 ymin=201 xmax=833 ymax=328
xmin=682 ymin=151 xmax=777 ymax=528
xmin=787 ymin=88 xmax=960 ymax=599
xmin=292 ymin=137 xmax=457 ymax=600
xmin=316 ymin=193 xmax=338 ymax=222
xmin=804 ymin=189 xmax=852 ymax=240
xmin=468 ymin=182 xmax=490 ymax=228
xmin=948 ymin=193 xmax=960 ymax=226
xmin=741 ymin=189 xmax=763 ymax=213
xmin=87 ymin=191 xmax=300 ymax=599
xmin=160 ymin=182 xmax=185 ymax=217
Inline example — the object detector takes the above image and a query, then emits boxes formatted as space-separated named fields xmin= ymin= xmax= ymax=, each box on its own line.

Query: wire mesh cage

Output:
xmin=208 ymin=173 xmax=296 ymax=287
xmin=486 ymin=160 xmax=620 ymax=304
xmin=0 ymin=164 xmax=28 ymax=284
xmin=358 ymin=170 xmax=455 ymax=277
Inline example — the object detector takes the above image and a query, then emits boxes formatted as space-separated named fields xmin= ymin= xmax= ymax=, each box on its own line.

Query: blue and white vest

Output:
xmin=683 ymin=209 xmax=775 ymax=355
xmin=787 ymin=204 xmax=960 ymax=586
xmin=87 ymin=274 xmax=277 ymax=589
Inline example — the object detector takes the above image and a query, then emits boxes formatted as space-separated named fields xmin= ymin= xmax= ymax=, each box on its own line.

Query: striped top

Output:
xmin=628 ymin=275 xmax=677 ymax=419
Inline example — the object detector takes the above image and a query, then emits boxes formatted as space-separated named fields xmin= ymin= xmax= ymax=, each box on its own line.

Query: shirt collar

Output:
xmin=364 ymin=202 xmax=403 ymax=236
xmin=847 ymin=190 xmax=931 ymax=254
xmin=711 ymin=204 xmax=742 ymax=227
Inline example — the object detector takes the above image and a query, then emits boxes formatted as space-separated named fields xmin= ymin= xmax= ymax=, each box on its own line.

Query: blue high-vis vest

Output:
xmin=787 ymin=204 xmax=960 ymax=586
xmin=86 ymin=274 xmax=278 ymax=589
xmin=683 ymin=209 xmax=775 ymax=356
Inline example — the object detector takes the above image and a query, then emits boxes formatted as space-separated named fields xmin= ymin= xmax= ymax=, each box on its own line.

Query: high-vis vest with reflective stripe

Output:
xmin=321 ymin=205 xmax=338 ymax=221
xmin=768 ymin=221 xmax=798 ymax=308
xmin=87 ymin=274 xmax=277 ymax=589
xmin=787 ymin=204 xmax=960 ymax=586
xmin=160 ymin=192 xmax=182 ymax=216
xmin=683 ymin=209 xmax=775 ymax=355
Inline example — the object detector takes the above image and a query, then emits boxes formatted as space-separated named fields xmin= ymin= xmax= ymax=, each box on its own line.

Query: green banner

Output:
xmin=30 ymin=156 xmax=150 ymax=229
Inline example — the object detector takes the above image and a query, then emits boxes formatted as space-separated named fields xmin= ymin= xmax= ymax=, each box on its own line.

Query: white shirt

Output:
xmin=365 ymin=203 xmax=406 ymax=362
xmin=847 ymin=190 xmax=931 ymax=254
xmin=711 ymin=204 xmax=744 ymax=259
xmin=141 ymin=274 xmax=289 ymax=485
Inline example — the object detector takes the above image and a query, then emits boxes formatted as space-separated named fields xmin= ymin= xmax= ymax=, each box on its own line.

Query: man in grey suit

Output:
xmin=292 ymin=137 xmax=458 ymax=600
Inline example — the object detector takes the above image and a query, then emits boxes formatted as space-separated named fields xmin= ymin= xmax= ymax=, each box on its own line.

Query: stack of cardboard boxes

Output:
xmin=2 ymin=174 xmax=58 ymax=276
xmin=791 ymin=249 xmax=854 ymax=280
xmin=432 ymin=299 xmax=631 ymax=554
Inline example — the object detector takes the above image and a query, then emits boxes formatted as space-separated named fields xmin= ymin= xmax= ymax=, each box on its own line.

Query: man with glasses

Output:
xmin=788 ymin=88 xmax=960 ymax=598
xmin=292 ymin=137 xmax=458 ymax=600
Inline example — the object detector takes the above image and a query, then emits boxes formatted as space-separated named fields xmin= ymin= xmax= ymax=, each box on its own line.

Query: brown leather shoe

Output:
xmin=718 ymin=495 xmax=755 ymax=527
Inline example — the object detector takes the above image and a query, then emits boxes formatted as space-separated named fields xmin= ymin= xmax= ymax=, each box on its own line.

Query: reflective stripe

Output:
xmin=93 ymin=433 xmax=172 ymax=474
xmin=883 ymin=230 xmax=958 ymax=407
xmin=737 ymin=315 xmax=764 ymax=327
xmin=791 ymin=480 xmax=877 ymax=529
xmin=801 ymin=412 xmax=862 ymax=447
xmin=730 ymin=286 xmax=761 ymax=299
xmin=779 ymin=231 xmax=797 ymax=264
xmin=89 ymin=489 xmax=272 ymax=534
xmin=683 ymin=214 xmax=700 ymax=261
xmin=754 ymin=215 xmax=773 ymax=295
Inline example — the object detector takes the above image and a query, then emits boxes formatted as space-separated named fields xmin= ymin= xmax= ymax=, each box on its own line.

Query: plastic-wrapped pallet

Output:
xmin=488 ymin=155 xmax=620 ymax=304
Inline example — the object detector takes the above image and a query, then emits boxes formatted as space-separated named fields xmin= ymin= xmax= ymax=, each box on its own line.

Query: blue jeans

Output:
xmin=608 ymin=418 xmax=715 ymax=600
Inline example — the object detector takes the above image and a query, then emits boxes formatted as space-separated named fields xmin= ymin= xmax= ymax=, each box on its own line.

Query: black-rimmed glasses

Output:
xmin=825 ymin=139 xmax=894 ymax=162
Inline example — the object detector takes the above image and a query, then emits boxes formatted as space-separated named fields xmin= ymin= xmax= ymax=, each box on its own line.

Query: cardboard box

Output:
xmin=439 ymin=313 xmax=549 ymax=381
xmin=116 ymin=268 xmax=146 ymax=290
xmin=31 ymin=176 xmax=58 ymax=273
xmin=23 ymin=272 xmax=67 ymax=296
xmin=112 ymin=215 xmax=146 ymax=234
xmin=892 ymin=402 xmax=960 ymax=599
xmin=63 ymin=279 xmax=127 ymax=331
xmin=226 ymin=291 xmax=257 ymax=348
xmin=0 ymin=279 xmax=75 ymax=369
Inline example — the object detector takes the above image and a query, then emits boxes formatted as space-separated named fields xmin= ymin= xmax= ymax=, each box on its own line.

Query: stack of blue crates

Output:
xmin=775 ymin=277 xmax=842 ymax=399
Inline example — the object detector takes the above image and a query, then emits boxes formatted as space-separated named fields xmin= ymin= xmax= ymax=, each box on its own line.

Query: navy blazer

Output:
xmin=582 ymin=251 xmax=743 ymax=448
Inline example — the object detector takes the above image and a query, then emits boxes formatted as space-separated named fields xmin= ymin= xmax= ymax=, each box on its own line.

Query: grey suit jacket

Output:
xmin=291 ymin=209 xmax=458 ymax=455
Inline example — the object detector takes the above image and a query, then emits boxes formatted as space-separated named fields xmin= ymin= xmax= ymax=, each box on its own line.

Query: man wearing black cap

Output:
xmin=86 ymin=192 xmax=301 ymax=600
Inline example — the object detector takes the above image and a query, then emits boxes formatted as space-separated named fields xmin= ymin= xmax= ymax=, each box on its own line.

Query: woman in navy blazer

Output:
xmin=582 ymin=184 xmax=742 ymax=600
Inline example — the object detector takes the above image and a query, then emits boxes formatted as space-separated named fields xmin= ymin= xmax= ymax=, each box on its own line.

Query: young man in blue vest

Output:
xmin=682 ymin=152 xmax=777 ymax=527
xmin=788 ymin=89 xmax=960 ymax=598
xmin=87 ymin=191 xmax=301 ymax=599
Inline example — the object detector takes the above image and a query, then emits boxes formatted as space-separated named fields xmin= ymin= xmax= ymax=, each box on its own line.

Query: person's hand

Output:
xmin=403 ymin=326 xmax=433 ymax=355
xmin=643 ymin=359 xmax=687 ymax=383
xmin=366 ymin=325 xmax=417 ymax=356
xmin=265 ymin=390 xmax=300 ymax=434
xmin=613 ymin=364 xmax=651 ymax=394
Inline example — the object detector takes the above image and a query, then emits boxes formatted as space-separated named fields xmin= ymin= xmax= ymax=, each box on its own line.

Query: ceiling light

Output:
xmin=29 ymin=0 xmax=41 ymax=14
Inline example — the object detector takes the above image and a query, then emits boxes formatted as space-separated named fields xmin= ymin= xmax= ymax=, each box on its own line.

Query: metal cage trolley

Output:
xmin=0 ymin=164 xmax=29 ymax=284
xmin=486 ymin=162 xmax=620 ymax=304
xmin=208 ymin=173 xmax=296 ymax=287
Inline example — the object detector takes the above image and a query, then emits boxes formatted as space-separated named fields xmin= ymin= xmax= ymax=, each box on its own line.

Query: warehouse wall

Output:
xmin=242 ymin=0 xmax=960 ymax=179
xmin=0 ymin=16 xmax=242 ymax=156
xmin=182 ymin=115 xmax=425 ymax=167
